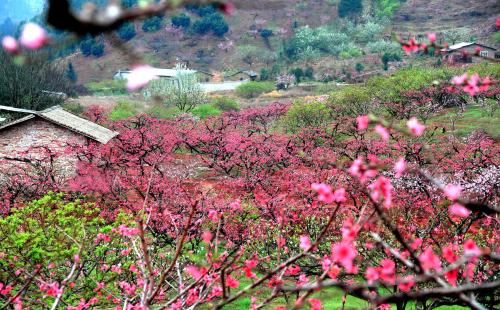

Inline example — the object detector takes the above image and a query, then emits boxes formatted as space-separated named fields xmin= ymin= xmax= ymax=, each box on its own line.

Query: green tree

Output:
xmin=66 ymin=62 xmax=77 ymax=83
xmin=117 ymin=22 xmax=136 ymax=41
xmin=338 ymin=0 xmax=363 ymax=19
xmin=172 ymin=13 xmax=191 ymax=28
xmin=142 ymin=16 xmax=163 ymax=32
xmin=0 ymin=51 xmax=72 ymax=110
xmin=192 ymin=13 xmax=229 ymax=37
xmin=355 ymin=62 xmax=365 ymax=73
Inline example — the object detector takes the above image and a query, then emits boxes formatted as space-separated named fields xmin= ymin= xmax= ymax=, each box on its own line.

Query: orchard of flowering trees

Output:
xmin=0 ymin=1 xmax=499 ymax=309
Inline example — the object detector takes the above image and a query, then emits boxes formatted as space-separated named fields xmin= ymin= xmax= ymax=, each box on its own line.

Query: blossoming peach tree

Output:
xmin=0 ymin=1 xmax=499 ymax=310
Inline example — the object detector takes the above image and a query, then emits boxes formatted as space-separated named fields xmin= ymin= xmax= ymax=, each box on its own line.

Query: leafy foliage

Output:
xmin=117 ymin=22 xmax=136 ymax=41
xmin=142 ymin=16 xmax=163 ymax=32
xmin=211 ymin=96 xmax=240 ymax=111
xmin=338 ymin=0 xmax=363 ymax=18
xmin=235 ymin=81 xmax=275 ymax=98
xmin=171 ymin=13 xmax=191 ymax=28
xmin=0 ymin=51 xmax=72 ymax=110
xmin=192 ymin=12 xmax=229 ymax=37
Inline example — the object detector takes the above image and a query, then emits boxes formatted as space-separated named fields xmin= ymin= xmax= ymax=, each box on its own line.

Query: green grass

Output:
xmin=108 ymin=100 xmax=139 ymax=120
xmin=427 ymin=106 xmax=500 ymax=139
xmin=191 ymin=104 xmax=222 ymax=118
xmin=85 ymin=79 xmax=128 ymax=96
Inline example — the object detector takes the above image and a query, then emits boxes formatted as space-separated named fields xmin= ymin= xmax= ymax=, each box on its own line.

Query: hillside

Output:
xmin=67 ymin=0 xmax=499 ymax=85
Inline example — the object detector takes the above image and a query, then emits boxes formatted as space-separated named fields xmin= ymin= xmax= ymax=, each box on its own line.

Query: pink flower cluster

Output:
xmin=311 ymin=183 xmax=346 ymax=204
xmin=451 ymin=73 xmax=491 ymax=96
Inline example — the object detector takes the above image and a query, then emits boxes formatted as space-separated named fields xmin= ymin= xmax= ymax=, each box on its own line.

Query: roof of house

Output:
xmin=442 ymin=42 xmax=497 ymax=52
xmin=116 ymin=68 xmax=197 ymax=78
xmin=0 ymin=105 xmax=118 ymax=144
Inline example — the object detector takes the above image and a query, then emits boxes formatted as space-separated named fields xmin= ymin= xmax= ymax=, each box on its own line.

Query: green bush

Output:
xmin=117 ymin=22 xmax=136 ymax=41
xmin=235 ymin=81 xmax=275 ymax=99
xmin=338 ymin=0 xmax=362 ymax=18
xmin=0 ymin=193 xmax=107 ymax=263
xmin=79 ymin=36 xmax=105 ymax=57
xmin=191 ymin=104 xmax=221 ymax=118
xmin=142 ymin=16 xmax=163 ymax=32
xmin=282 ymin=100 xmax=331 ymax=132
xmin=85 ymin=79 xmax=127 ymax=96
xmin=172 ymin=13 xmax=191 ymax=28
xmin=144 ymin=69 xmax=207 ymax=112
xmin=109 ymin=100 xmax=138 ymax=120
xmin=211 ymin=96 xmax=240 ymax=111
xmin=63 ymin=102 xmax=84 ymax=115
xmin=192 ymin=13 xmax=229 ymax=37
xmin=328 ymin=85 xmax=373 ymax=117
xmin=147 ymin=104 xmax=180 ymax=119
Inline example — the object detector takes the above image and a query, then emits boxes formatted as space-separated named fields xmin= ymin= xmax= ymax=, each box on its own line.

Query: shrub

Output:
xmin=355 ymin=21 xmax=384 ymax=43
xmin=192 ymin=13 xmax=229 ymax=37
xmin=91 ymin=41 xmax=105 ymax=57
xmin=142 ymin=16 xmax=163 ymax=32
xmin=355 ymin=62 xmax=365 ymax=73
xmin=108 ymin=100 xmax=138 ymax=120
xmin=191 ymin=103 xmax=221 ymax=118
xmin=147 ymin=104 xmax=180 ymax=119
xmin=283 ymin=26 xmax=355 ymax=60
xmin=144 ymin=67 xmax=208 ymax=112
xmin=291 ymin=68 xmax=304 ymax=83
xmin=367 ymin=40 xmax=402 ymax=55
xmin=338 ymin=0 xmax=362 ymax=18
xmin=235 ymin=81 xmax=275 ymax=99
xmin=117 ymin=22 xmax=136 ymax=41
xmin=373 ymin=0 xmax=403 ymax=18
xmin=381 ymin=52 xmax=402 ymax=70
xmin=65 ymin=62 xmax=77 ymax=83
xmin=62 ymin=101 xmax=84 ymax=115
xmin=260 ymin=68 xmax=270 ymax=81
xmin=211 ymin=96 xmax=240 ymax=111
xmin=282 ymin=100 xmax=331 ymax=132
xmin=172 ymin=13 xmax=191 ymax=28
xmin=260 ymin=29 xmax=273 ymax=39
xmin=327 ymin=85 xmax=373 ymax=117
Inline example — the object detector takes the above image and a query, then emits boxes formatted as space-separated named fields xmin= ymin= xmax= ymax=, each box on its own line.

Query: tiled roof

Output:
xmin=0 ymin=105 xmax=118 ymax=144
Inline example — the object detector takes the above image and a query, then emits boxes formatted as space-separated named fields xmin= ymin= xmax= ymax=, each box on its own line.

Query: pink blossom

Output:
xmin=118 ymin=225 xmax=140 ymax=237
xmin=379 ymin=259 xmax=395 ymax=284
xmin=444 ymin=184 xmax=462 ymax=201
xmin=398 ymin=276 xmax=415 ymax=292
xmin=449 ymin=203 xmax=470 ymax=218
xmin=202 ymin=231 xmax=213 ymax=243
xmin=407 ymin=117 xmax=425 ymax=137
xmin=374 ymin=124 xmax=390 ymax=141
xmin=427 ymin=32 xmax=436 ymax=43
xmin=411 ymin=238 xmax=422 ymax=250
xmin=2 ymin=36 xmax=18 ymax=54
xmin=356 ymin=115 xmax=369 ymax=131
xmin=451 ymin=73 xmax=468 ymax=86
xmin=331 ymin=242 xmax=357 ymax=272
xmin=418 ymin=247 xmax=442 ymax=272
xmin=226 ymin=275 xmax=240 ymax=288
xmin=368 ymin=176 xmax=393 ymax=208
xmin=126 ymin=65 xmax=158 ymax=92
xmin=308 ymin=298 xmax=322 ymax=310
xmin=219 ymin=2 xmax=236 ymax=15
xmin=394 ymin=157 xmax=406 ymax=178
xmin=365 ymin=267 xmax=379 ymax=284
xmin=463 ymin=239 xmax=481 ymax=257
xmin=74 ymin=254 xmax=80 ymax=262
xmin=402 ymin=38 xmax=420 ymax=54
xmin=442 ymin=246 xmax=457 ymax=263
xmin=45 ymin=282 xmax=63 ymax=297
xmin=299 ymin=235 xmax=311 ymax=251
xmin=20 ymin=23 xmax=47 ymax=50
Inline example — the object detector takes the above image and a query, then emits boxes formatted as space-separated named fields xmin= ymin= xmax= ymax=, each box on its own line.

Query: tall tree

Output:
xmin=338 ymin=0 xmax=363 ymax=19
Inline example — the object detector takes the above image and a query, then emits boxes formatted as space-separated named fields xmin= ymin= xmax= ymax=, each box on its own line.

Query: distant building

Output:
xmin=224 ymin=70 xmax=258 ymax=81
xmin=114 ymin=67 xmax=198 ymax=80
xmin=441 ymin=42 xmax=498 ymax=63
xmin=0 ymin=105 xmax=118 ymax=176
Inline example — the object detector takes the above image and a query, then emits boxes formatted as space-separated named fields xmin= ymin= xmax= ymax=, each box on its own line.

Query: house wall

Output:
xmin=447 ymin=44 xmax=497 ymax=62
xmin=0 ymin=117 xmax=88 ymax=177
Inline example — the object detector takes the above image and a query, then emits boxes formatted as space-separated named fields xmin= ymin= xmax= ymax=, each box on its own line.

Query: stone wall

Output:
xmin=0 ymin=117 xmax=88 ymax=177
